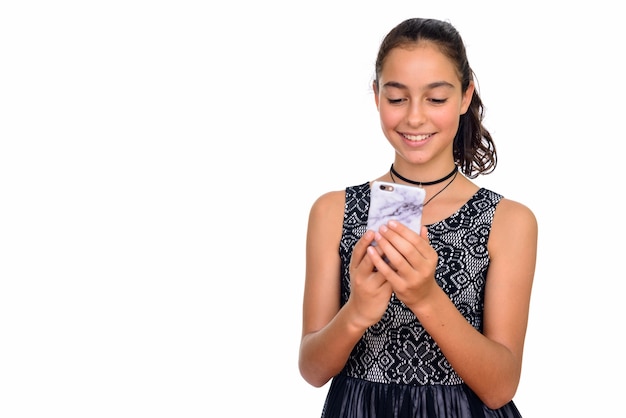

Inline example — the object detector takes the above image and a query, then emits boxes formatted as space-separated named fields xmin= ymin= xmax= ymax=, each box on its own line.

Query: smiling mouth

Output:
xmin=402 ymin=133 xmax=432 ymax=141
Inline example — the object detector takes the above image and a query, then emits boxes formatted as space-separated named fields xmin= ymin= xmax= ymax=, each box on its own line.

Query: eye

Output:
xmin=386 ymin=97 xmax=406 ymax=105
xmin=429 ymin=98 xmax=448 ymax=104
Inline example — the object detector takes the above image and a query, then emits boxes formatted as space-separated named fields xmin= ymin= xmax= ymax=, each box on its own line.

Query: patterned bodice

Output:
xmin=339 ymin=182 xmax=503 ymax=386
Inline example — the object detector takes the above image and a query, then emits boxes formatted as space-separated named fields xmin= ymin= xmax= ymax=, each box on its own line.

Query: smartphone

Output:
xmin=367 ymin=181 xmax=426 ymax=245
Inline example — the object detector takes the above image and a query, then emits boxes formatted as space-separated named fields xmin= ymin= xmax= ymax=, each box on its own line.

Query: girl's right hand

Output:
xmin=346 ymin=230 xmax=393 ymax=329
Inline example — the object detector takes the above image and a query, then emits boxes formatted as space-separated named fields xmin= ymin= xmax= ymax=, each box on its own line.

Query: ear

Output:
xmin=460 ymin=80 xmax=474 ymax=115
xmin=373 ymin=81 xmax=380 ymax=110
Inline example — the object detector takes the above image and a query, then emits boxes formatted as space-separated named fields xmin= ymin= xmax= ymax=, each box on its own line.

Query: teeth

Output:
xmin=404 ymin=133 xmax=430 ymax=141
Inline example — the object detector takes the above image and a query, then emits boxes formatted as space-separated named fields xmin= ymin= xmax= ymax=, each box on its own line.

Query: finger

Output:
xmin=376 ymin=224 xmax=431 ymax=275
xmin=352 ymin=230 xmax=375 ymax=262
xmin=350 ymin=230 xmax=378 ymax=273
xmin=387 ymin=220 xmax=421 ymax=246
xmin=419 ymin=225 xmax=430 ymax=242
xmin=373 ymin=230 xmax=407 ymax=272
xmin=386 ymin=220 xmax=432 ymax=258
xmin=366 ymin=245 xmax=399 ymax=278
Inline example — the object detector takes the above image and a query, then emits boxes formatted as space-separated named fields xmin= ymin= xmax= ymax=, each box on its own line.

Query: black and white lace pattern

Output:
xmin=339 ymin=183 xmax=503 ymax=386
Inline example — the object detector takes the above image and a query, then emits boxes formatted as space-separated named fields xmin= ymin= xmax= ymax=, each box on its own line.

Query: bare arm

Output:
xmin=369 ymin=198 xmax=537 ymax=408
xmin=298 ymin=190 xmax=393 ymax=387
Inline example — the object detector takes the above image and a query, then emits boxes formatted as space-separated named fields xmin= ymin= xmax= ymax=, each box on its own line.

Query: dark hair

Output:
xmin=374 ymin=18 xmax=496 ymax=178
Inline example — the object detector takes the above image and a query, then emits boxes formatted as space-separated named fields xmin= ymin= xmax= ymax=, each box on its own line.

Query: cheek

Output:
xmin=431 ymin=109 xmax=461 ymax=131
xmin=379 ymin=106 xmax=401 ymax=129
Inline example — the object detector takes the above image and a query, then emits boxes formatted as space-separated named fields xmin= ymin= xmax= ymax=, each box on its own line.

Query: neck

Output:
xmin=389 ymin=164 xmax=458 ymax=187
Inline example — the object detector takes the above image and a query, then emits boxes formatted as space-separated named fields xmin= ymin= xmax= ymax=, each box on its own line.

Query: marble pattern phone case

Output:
xmin=367 ymin=181 xmax=426 ymax=243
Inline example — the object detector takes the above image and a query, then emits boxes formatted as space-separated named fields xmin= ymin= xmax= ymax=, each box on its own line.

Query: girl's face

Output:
xmin=374 ymin=43 xmax=474 ymax=167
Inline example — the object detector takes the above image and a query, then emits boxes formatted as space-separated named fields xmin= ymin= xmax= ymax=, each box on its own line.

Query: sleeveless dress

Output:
xmin=320 ymin=182 xmax=523 ymax=418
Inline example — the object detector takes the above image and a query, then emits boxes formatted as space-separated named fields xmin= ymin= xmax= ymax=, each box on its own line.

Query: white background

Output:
xmin=1 ymin=1 xmax=624 ymax=416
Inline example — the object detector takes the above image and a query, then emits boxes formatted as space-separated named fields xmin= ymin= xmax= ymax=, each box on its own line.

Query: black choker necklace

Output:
xmin=389 ymin=164 xmax=458 ymax=187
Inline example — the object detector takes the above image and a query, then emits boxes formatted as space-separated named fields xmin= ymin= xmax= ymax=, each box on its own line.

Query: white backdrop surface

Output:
xmin=1 ymin=1 xmax=623 ymax=417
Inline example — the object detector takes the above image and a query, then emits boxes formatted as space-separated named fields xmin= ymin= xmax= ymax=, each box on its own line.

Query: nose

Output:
xmin=406 ymin=101 xmax=425 ymax=127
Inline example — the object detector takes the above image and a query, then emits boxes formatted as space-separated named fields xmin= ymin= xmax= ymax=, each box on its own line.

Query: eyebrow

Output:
xmin=382 ymin=80 xmax=455 ymax=90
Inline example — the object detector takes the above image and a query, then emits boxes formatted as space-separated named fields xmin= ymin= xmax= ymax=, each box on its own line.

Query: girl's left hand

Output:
xmin=366 ymin=220 xmax=439 ymax=307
